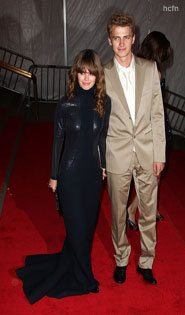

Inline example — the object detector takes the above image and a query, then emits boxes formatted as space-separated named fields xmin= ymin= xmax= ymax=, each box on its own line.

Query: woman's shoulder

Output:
xmin=58 ymin=96 xmax=68 ymax=108
xmin=105 ymin=94 xmax=111 ymax=108
xmin=56 ymin=96 xmax=78 ymax=110
xmin=105 ymin=94 xmax=111 ymax=102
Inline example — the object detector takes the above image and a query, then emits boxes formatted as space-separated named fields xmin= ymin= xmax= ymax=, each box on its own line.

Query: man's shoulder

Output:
xmin=104 ymin=59 xmax=114 ymax=70
xmin=104 ymin=56 xmax=155 ymax=69
xmin=135 ymin=55 xmax=155 ymax=68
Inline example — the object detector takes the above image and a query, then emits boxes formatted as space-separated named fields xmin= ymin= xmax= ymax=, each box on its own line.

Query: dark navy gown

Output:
xmin=16 ymin=85 xmax=111 ymax=304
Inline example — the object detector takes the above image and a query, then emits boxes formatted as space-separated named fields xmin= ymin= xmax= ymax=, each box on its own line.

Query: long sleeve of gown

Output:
xmin=98 ymin=96 xmax=111 ymax=169
xmin=51 ymin=100 xmax=65 ymax=179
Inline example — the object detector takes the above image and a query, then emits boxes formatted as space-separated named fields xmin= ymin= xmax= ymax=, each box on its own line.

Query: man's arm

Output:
xmin=151 ymin=62 xmax=166 ymax=172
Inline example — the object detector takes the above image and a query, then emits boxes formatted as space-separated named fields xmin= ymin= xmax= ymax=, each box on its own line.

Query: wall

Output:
xmin=0 ymin=0 xmax=184 ymax=97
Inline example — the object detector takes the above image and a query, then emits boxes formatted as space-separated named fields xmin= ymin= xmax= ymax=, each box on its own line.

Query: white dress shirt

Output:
xmin=114 ymin=55 xmax=136 ymax=125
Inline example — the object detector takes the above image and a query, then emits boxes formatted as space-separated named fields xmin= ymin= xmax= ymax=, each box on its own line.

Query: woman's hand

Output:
xmin=102 ymin=168 xmax=107 ymax=180
xmin=49 ymin=178 xmax=57 ymax=193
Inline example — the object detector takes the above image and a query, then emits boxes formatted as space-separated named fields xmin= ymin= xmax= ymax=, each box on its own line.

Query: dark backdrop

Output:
xmin=0 ymin=0 xmax=184 ymax=96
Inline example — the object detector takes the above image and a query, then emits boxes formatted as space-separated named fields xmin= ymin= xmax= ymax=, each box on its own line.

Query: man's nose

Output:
xmin=119 ymin=38 xmax=124 ymax=46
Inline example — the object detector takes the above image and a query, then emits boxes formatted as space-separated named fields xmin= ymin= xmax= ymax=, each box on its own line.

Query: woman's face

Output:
xmin=77 ymin=68 xmax=96 ymax=90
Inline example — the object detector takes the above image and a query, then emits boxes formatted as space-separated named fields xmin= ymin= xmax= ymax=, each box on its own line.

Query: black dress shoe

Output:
xmin=137 ymin=266 xmax=157 ymax=285
xmin=127 ymin=218 xmax=139 ymax=231
xmin=90 ymin=287 xmax=99 ymax=293
xmin=156 ymin=214 xmax=164 ymax=222
xmin=114 ymin=266 xmax=127 ymax=284
xmin=126 ymin=208 xmax=139 ymax=231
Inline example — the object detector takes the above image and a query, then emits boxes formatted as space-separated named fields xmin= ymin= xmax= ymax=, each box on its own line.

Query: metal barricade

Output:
xmin=0 ymin=46 xmax=35 ymax=97
xmin=164 ymin=90 xmax=185 ymax=138
xmin=28 ymin=64 xmax=71 ymax=103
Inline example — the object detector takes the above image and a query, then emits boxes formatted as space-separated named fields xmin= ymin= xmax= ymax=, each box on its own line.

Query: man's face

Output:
xmin=108 ymin=25 xmax=135 ymax=63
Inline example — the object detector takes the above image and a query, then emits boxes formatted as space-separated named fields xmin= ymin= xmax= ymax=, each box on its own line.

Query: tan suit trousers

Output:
xmin=107 ymin=152 xmax=158 ymax=269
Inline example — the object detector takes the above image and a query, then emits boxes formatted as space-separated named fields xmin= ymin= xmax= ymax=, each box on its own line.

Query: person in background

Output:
xmin=127 ymin=31 xmax=172 ymax=230
xmin=16 ymin=49 xmax=111 ymax=304
xmin=104 ymin=12 xmax=166 ymax=285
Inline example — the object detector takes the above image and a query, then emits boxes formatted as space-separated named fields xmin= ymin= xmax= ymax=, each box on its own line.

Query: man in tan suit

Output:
xmin=104 ymin=12 xmax=166 ymax=285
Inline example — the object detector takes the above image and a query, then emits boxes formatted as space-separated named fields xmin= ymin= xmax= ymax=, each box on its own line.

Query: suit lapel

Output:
xmin=106 ymin=57 xmax=146 ymax=118
xmin=135 ymin=56 xmax=146 ymax=118
xmin=106 ymin=60 xmax=130 ymax=116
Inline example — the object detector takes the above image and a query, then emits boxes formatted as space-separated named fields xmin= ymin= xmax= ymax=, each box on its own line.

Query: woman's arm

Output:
xmin=98 ymin=96 xmax=111 ymax=178
xmin=49 ymin=99 xmax=66 ymax=191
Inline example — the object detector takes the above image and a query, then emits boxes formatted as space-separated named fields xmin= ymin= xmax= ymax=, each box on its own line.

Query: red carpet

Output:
xmin=159 ymin=149 xmax=185 ymax=241
xmin=0 ymin=121 xmax=185 ymax=315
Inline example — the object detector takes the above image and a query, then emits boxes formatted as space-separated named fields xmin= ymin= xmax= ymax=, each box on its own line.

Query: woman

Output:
xmin=16 ymin=49 xmax=111 ymax=304
xmin=127 ymin=31 xmax=172 ymax=230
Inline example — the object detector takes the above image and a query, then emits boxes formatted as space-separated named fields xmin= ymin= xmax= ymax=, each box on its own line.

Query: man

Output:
xmin=104 ymin=12 xmax=166 ymax=285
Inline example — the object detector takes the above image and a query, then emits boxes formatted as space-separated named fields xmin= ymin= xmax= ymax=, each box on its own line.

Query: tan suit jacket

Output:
xmin=104 ymin=56 xmax=166 ymax=174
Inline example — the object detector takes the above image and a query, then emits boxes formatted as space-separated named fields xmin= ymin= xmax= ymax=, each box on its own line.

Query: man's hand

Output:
xmin=153 ymin=162 xmax=165 ymax=177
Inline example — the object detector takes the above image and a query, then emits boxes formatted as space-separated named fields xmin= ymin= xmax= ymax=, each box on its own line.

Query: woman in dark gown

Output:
xmin=16 ymin=49 xmax=111 ymax=304
xmin=126 ymin=31 xmax=172 ymax=230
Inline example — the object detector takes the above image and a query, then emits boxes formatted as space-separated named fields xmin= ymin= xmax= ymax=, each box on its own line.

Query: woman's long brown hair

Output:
xmin=67 ymin=49 xmax=106 ymax=117
xmin=137 ymin=31 xmax=171 ymax=71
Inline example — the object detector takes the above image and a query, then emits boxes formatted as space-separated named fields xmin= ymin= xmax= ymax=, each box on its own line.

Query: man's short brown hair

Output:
xmin=107 ymin=12 xmax=135 ymax=37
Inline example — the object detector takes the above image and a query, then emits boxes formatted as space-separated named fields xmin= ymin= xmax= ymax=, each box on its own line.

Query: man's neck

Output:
xmin=115 ymin=53 xmax=133 ymax=68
